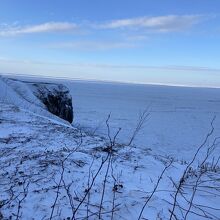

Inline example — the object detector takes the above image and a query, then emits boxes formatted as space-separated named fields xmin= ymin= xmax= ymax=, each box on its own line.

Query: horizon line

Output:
xmin=1 ymin=72 xmax=220 ymax=89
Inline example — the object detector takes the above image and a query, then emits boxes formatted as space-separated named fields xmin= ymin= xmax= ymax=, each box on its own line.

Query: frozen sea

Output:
xmin=64 ymin=80 xmax=220 ymax=160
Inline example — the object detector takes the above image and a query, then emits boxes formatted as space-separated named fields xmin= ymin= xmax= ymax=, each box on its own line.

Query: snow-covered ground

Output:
xmin=0 ymin=74 xmax=220 ymax=220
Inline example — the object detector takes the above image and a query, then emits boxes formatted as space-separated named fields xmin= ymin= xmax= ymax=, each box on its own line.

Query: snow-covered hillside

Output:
xmin=0 ymin=75 xmax=219 ymax=220
xmin=0 ymin=76 xmax=71 ymax=125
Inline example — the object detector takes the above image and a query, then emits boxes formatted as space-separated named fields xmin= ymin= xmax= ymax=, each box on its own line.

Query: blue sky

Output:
xmin=0 ymin=0 xmax=220 ymax=87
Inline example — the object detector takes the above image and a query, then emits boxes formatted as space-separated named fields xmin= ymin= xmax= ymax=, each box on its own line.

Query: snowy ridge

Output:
xmin=0 ymin=75 xmax=220 ymax=220
xmin=0 ymin=76 xmax=70 ymax=126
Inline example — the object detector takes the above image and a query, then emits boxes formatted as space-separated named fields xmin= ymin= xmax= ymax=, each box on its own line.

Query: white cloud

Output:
xmin=0 ymin=15 xmax=209 ymax=37
xmin=48 ymin=40 xmax=137 ymax=50
xmin=1 ymin=58 xmax=219 ymax=73
xmin=0 ymin=22 xmax=78 ymax=36
xmin=94 ymin=15 xmax=205 ymax=32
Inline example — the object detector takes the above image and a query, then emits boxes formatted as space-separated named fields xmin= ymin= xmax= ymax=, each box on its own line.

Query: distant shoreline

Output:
xmin=1 ymin=72 xmax=220 ymax=90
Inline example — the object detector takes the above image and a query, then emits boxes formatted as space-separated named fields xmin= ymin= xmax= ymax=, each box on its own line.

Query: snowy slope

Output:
xmin=0 ymin=76 xmax=70 ymax=126
xmin=0 ymin=75 xmax=220 ymax=220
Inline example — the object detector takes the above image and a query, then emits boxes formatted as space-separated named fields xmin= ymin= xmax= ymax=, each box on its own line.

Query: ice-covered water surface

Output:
xmin=65 ymin=80 xmax=220 ymax=160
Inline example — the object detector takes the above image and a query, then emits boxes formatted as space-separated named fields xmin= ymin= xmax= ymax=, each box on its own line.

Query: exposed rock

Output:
xmin=30 ymin=83 xmax=73 ymax=123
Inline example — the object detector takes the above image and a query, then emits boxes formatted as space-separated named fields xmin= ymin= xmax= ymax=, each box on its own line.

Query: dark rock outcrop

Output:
xmin=31 ymin=83 xmax=73 ymax=123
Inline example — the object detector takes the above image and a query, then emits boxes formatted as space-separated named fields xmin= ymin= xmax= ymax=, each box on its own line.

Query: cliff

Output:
xmin=30 ymin=82 xmax=73 ymax=123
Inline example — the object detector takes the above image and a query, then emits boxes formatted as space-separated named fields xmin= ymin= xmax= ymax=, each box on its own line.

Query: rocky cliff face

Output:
xmin=31 ymin=83 xmax=74 ymax=123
